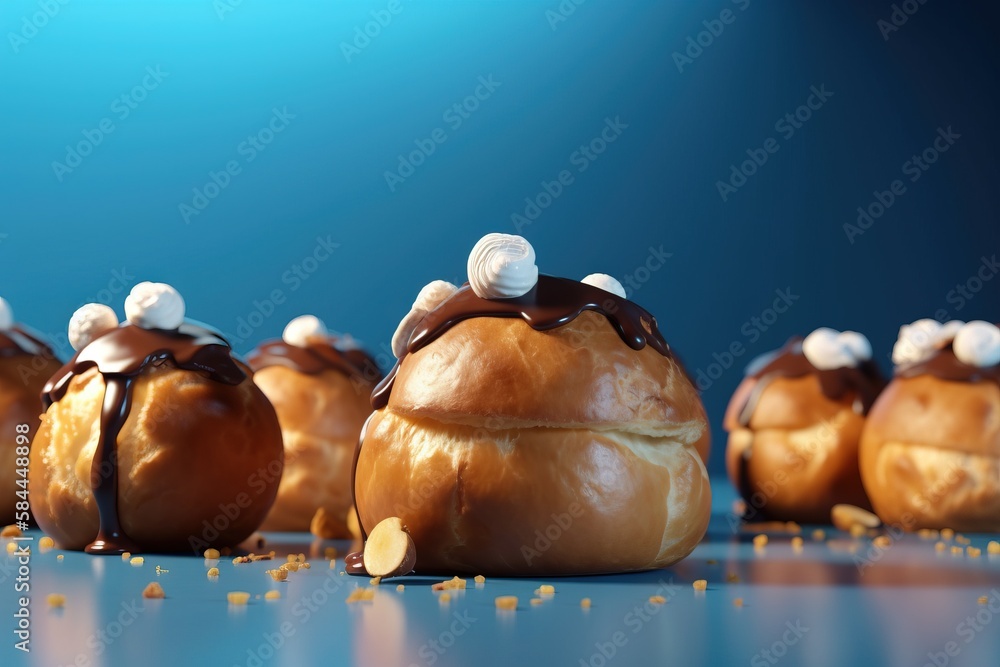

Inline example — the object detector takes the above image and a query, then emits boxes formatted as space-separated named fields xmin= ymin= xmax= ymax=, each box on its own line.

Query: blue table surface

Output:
xmin=3 ymin=482 xmax=999 ymax=667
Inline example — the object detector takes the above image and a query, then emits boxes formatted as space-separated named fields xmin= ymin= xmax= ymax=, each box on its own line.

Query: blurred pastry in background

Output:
xmin=725 ymin=328 xmax=885 ymax=524
xmin=250 ymin=315 xmax=380 ymax=536
xmin=860 ymin=319 xmax=1000 ymax=532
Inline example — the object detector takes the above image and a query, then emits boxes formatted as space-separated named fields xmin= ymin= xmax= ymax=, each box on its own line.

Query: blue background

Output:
xmin=2 ymin=0 xmax=998 ymax=477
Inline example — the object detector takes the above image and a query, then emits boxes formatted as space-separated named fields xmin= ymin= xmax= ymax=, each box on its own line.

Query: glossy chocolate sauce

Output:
xmin=0 ymin=326 xmax=54 ymax=358
xmin=344 ymin=551 xmax=368 ymax=576
xmin=371 ymin=275 xmax=671 ymax=410
xmin=896 ymin=343 xmax=1000 ymax=385
xmin=43 ymin=323 xmax=246 ymax=554
xmin=247 ymin=339 xmax=381 ymax=384
xmin=348 ymin=276 xmax=673 ymax=569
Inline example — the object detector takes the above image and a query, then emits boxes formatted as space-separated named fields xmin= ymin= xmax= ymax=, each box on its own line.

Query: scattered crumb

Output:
xmin=267 ymin=569 xmax=288 ymax=582
xmin=494 ymin=596 xmax=518 ymax=610
xmin=956 ymin=535 xmax=971 ymax=545
xmin=812 ymin=529 xmax=826 ymax=541
xmin=785 ymin=522 xmax=801 ymax=534
xmin=130 ymin=557 xmax=144 ymax=567
xmin=967 ymin=547 xmax=982 ymax=558
xmin=752 ymin=535 xmax=768 ymax=548
xmin=6 ymin=542 xmax=17 ymax=554
xmin=849 ymin=525 xmax=867 ymax=538
xmin=978 ymin=596 xmax=989 ymax=605
xmin=580 ymin=598 xmax=591 ymax=609
xmin=474 ymin=575 xmax=486 ymax=585
xmin=233 ymin=556 xmax=250 ymax=565
xmin=204 ymin=548 xmax=220 ymax=559
xmin=726 ymin=573 xmax=740 ymax=583
xmin=791 ymin=537 xmax=804 ymax=551
xmin=370 ymin=577 xmax=382 ymax=586
xmin=330 ymin=559 xmax=337 ymax=569
xmin=39 ymin=536 xmax=55 ymax=549
xmin=693 ymin=580 xmax=708 ymax=591
xmin=207 ymin=568 xmax=220 ymax=578
xmin=57 ymin=555 xmax=64 ymax=561
xmin=536 ymin=584 xmax=555 ymax=596
xmin=227 ymin=592 xmax=251 ymax=605
xmin=917 ymin=529 xmax=939 ymax=540
xmin=396 ymin=584 xmax=405 ymax=592
xmin=733 ymin=598 xmax=744 ymax=608
xmin=649 ymin=595 xmax=666 ymax=605
xmin=1 ymin=525 xmax=22 ymax=537
xmin=432 ymin=576 xmax=467 ymax=591
xmin=251 ymin=553 xmax=275 ymax=562
xmin=530 ymin=598 xmax=543 ymax=606
xmin=286 ymin=554 xmax=298 ymax=563
xmin=47 ymin=593 xmax=66 ymax=608
xmin=280 ymin=562 xmax=301 ymax=573
xmin=142 ymin=583 xmax=165 ymax=599
xmin=873 ymin=536 xmax=891 ymax=549
xmin=950 ymin=546 xmax=964 ymax=556
xmin=935 ymin=542 xmax=947 ymax=552
xmin=121 ymin=552 xmax=131 ymax=561
xmin=940 ymin=528 xmax=955 ymax=540
xmin=989 ymin=541 xmax=1000 ymax=555
xmin=346 ymin=588 xmax=376 ymax=604
xmin=265 ymin=590 xmax=281 ymax=601
xmin=155 ymin=565 xmax=169 ymax=575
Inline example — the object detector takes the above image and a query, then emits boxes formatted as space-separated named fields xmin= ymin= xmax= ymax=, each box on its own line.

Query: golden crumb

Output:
xmin=286 ymin=554 xmax=298 ymax=563
xmin=530 ymin=598 xmax=544 ymax=606
xmin=935 ymin=542 xmax=947 ymax=552
xmin=812 ymin=529 xmax=826 ymax=541
xmin=785 ymin=522 xmax=801 ymax=534
xmin=301 ymin=562 xmax=311 ymax=569
xmin=204 ymin=548 xmax=220 ymax=559
xmin=988 ymin=541 xmax=1000 ymax=555
xmin=791 ymin=537 xmax=804 ymax=551
xmin=155 ymin=565 xmax=169 ymax=574
xmin=5 ymin=542 xmax=17 ymax=554
xmin=649 ymin=595 xmax=666 ymax=605
xmin=345 ymin=588 xmax=376 ymax=604
xmin=267 ymin=569 xmax=288 ymax=582
xmin=693 ymin=580 xmax=708 ymax=591
xmin=474 ymin=575 xmax=486 ymax=585
xmin=142 ymin=583 xmax=165 ymax=599
xmin=130 ymin=557 xmax=144 ymax=567
xmin=536 ymin=585 xmax=555 ymax=596
xmin=265 ymin=590 xmax=281 ymax=601
xmin=370 ymin=577 xmax=382 ymax=586
xmin=396 ymin=584 xmax=405 ymax=592
xmin=47 ymin=593 xmax=66 ymax=608
xmin=207 ymin=567 xmax=220 ymax=578
xmin=121 ymin=552 xmax=131 ymax=561
xmin=227 ymin=592 xmax=251 ymax=605
xmin=232 ymin=556 xmax=250 ymax=565
xmin=917 ymin=529 xmax=939 ymax=540
xmin=978 ymin=596 xmax=989 ymax=605
xmin=439 ymin=593 xmax=452 ymax=604
xmin=580 ymin=598 xmax=592 ymax=609
xmin=733 ymin=598 xmax=744 ymax=608
xmin=1 ymin=525 xmax=22 ymax=537
xmin=849 ymin=525 xmax=867 ymax=538
xmin=57 ymin=554 xmax=64 ymax=561
xmin=967 ymin=547 xmax=982 ymax=558
xmin=494 ymin=596 xmax=518 ymax=610
xmin=280 ymin=562 xmax=301 ymax=573
xmin=39 ymin=536 xmax=55 ymax=549
xmin=956 ymin=535 xmax=971 ymax=546
xmin=250 ymin=553 xmax=274 ymax=562
xmin=329 ymin=559 xmax=337 ymax=569
xmin=873 ymin=536 xmax=891 ymax=549
xmin=940 ymin=528 xmax=955 ymax=540
xmin=753 ymin=534 xmax=768 ymax=548
xmin=432 ymin=576 xmax=467 ymax=591
xmin=951 ymin=546 xmax=964 ymax=556
xmin=726 ymin=573 xmax=740 ymax=583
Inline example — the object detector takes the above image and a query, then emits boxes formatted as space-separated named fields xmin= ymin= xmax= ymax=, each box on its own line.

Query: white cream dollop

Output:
xmin=0 ymin=298 xmax=13 ymax=330
xmin=391 ymin=280 xmax=458 ymax=358
xmin=467 ymin=233 xmax=538 ymax=300
xmin=891 ymin=319 xmax=963 ymax=366
xmin=801 ymin=327 xmax=872 ymax=370
xmin=68 ymin=304 xmax=119 ymax=351
xmin=581 ymin=273 xmax=627 ymax=299
xmin=124 ymin=282 xmax=185 ymax=330
xmin=953 ymin=320 xmax=1000 ymax=368
xmin=283 ymin=315 xmax=328 ymax=348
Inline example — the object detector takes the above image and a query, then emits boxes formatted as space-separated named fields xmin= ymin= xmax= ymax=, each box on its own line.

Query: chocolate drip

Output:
xmin=896 ymin=343 xmax=1000 ymax=385
xmin=42 ymin=323 xmax=246 ymax=554
xmin=733 ymin=338 xmax=886 ymax=427
xmin=0 ymin=326 xmax=55 ymax=359
xmin=344 ymin=550 xmax=368 ymax=576
xmin=371 ymin=275 xmax=671 ymax=410
xmin=247 ymin=339 xmax=381 ymax=384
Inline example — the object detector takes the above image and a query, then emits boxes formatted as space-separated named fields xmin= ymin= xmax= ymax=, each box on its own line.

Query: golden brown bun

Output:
xmin=253 ymin=366 xmax=373 ymax=533
xmin=0 ymin=354 xmax=64 ymax=520
xmin=724 ymin=375 xmax=871 ymax=524
xmin=357 ymin=312 xmax=711 ymax=575
xmin=29 ymin=364 xmax=283 ymax=551
xmin=860 ymin=375 xmax=1000 ymax=532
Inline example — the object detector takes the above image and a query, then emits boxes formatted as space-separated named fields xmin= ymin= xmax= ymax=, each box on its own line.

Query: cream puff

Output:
xmin=724 ymin=328 xmax=885 ymax=524
xmin=860 ymin=319 xmax=1000 ymax=532
xmin=248 ymin=315 xmax=380 ymax=535
xmin=29 ymin=283 xmax=284 ymax=553
xmin=351 ymin=233 xmax=711 ymax=576
xmin=0 ymin=298 xmax=63 ymax=524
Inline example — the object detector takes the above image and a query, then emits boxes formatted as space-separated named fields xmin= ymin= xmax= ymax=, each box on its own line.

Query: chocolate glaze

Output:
xmin=247 ymin=339 xmax=382 ymax=384
xmin=896 ymin=343 xmax=1000 ymax=385
xmin=0 ymin=326 xmax=55 ymax=359
xmin=371 ymin=275 xmax=671 ymax=410
xmin=42 ymin=323 xmax=246 ymax=554
xmin=732 ymin=338 xmax=886 ymax=428
xmin=344 ymin=550 xmax=368 ymax=576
